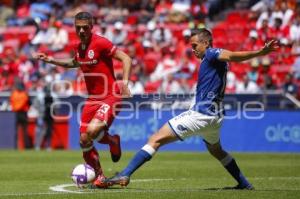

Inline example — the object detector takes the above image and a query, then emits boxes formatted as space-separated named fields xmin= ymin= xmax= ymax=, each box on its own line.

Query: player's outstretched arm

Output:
xmin=218 ymin=40 xmax=279 ymax=62
xmin=113 ymin=49 xmax=132 ymax=98
xmin=33 ymin=53 xmax=80 ymax=68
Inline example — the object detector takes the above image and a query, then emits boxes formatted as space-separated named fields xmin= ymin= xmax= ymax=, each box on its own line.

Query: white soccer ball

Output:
xmin=71 ymin=164 xmax=96 ymax=187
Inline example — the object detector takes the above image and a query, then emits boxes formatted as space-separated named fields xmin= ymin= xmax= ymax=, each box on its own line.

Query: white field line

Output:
xmin=250 ymin=177 xmax=300 ymax=180
xmin=0 ymin=177 xmax=299 ymax=197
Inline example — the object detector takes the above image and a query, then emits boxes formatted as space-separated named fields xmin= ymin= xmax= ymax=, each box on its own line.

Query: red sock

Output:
xmin=83 ymin=146 xmax=103 ymax=176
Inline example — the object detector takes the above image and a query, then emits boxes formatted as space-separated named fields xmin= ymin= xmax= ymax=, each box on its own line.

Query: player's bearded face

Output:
xmin=75 ymin=19 xmax=93 ymax=42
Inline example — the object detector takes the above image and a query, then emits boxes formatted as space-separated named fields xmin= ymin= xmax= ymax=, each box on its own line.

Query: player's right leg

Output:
xmin=80 ymin=102 xmax=108 ymax=188
xmin=105 ymin=123 xmax=179 ymax=187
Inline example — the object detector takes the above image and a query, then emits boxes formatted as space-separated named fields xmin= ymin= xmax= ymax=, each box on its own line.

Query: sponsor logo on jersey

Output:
xmin=177 ymin=124 xmax=188 ymax=132
xmin=88 ymin=50 xmax=94 ymax=59
xmin=78 ymin=60 xmax=98 ymax=65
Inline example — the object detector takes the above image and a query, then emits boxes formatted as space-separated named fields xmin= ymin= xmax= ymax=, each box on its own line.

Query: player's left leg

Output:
xmin=205 ymin=141 xmax=254 ymax=190
xmin=97 ymin=130 xmax=121 ymax=162
xmin=94 ymin=100 xmax=122 ymax=162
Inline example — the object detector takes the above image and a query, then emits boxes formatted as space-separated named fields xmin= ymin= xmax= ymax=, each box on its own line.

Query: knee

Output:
xmin=147 ymin=135 xmax=162 ymax=149
xmin=80 ymin=134 xmax=92 ymax=147
xmin=207 ymin=144 xmax=226 ymax=159
xmin=86 ymin=126 xmax=100 ymax=140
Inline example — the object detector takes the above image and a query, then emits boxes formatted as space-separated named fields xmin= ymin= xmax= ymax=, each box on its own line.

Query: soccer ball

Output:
xmin=71 ymin=164 xmax=96 ymax=187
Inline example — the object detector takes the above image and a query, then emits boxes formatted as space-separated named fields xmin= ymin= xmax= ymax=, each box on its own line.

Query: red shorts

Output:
xmin=79 ymin=96 xmax=122 ymax=133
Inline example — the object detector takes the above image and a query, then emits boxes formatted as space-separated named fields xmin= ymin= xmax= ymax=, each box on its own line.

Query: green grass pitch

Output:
xmin=0 ymin=150 xmax=299 ymax=199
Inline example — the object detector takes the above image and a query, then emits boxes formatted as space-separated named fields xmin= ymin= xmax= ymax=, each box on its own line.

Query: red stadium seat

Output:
xmin=143 ymin=55 xmax=159 ymax=75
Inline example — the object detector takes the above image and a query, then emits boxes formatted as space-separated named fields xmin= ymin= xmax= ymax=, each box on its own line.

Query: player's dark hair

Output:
xmin=191 ymin=28 xmax=213 ymax=47
xmin=75 ymin=12 xmax=93 ymax=25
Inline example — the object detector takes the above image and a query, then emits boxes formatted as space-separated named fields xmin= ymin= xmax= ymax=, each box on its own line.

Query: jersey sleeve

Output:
xmin=97 ymin=37 xmax=117 ymax=57
xmin=205 ymin=48 xmax=222 ymax=62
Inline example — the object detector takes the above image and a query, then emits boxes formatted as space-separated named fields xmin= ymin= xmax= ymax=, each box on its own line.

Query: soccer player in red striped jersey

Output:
xmin=34 ymin=12 xmax=132 ymax=188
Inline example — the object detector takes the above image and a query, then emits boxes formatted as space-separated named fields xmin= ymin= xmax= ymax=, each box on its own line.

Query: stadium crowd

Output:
xmin=0 ymin=0 xmax=299 ymax=99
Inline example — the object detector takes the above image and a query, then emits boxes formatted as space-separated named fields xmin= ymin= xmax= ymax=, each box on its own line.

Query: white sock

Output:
xmin=141 ymin=144 xmax=156 ymax=156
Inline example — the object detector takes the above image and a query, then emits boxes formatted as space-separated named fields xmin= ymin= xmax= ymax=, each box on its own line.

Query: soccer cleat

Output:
xmin=109 ymin=135 xmax=122 ymax=162
xmin=92 ymin=175 xmax=108 ymax=189
xmin=223 ymin=183 xmax=255 ymax=190
xmin=105 ymin=174 xmax=130 ymax=187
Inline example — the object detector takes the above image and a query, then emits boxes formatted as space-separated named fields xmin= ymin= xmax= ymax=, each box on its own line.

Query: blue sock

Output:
xmin=221 ymin=155 xmax=251 ymax=187
xmin=120 ymin=148 xmax=153 ymax=177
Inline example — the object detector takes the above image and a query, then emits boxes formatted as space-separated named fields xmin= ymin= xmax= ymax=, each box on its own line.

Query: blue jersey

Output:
xmin=191 ymin=48 xmax=228 ymax=116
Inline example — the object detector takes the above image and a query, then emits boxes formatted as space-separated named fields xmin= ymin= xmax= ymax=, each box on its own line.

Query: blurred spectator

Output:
xmin=6 ymin=0 xmax=30 ymax=26
xmin=292 ymin=45 xmax=300 ymax=79
xmin=137 ymin=0 xmax=156 ymax=24
xmin=127 ymin=45 xmax=146 ymax=81
xmin=265 ymin=76 xmax=277 ymax=90
xmin=18 ymin=54 xmax=33 ymax=85
xmin=34 ymin=85 xmax=55 ymax=151
xmin=176 ymin=49 xmax=197 ymax=82
xmin=0 ymin=70 xmax=14 ymax=91
xmin=10 ymin=80 xmax=32 ymax=149
xmin=257 ymin=19 xmax=272 ymax=43
xmin=54 ymin=80 xmax=74 ymax=97
xmin=30 ymin=22 xmax=50 ymax=46
xmin=45 ymin=68 xmax=62 ymax=85
xmin=155 ymin=0 xmax=172 ymax=22
xmin=128 ymin=75 xmax=144 ymax=94
xmin=269 ymin=17 xmax=289 ymax=40
xmin=289 ymin=14 xmax=300 ymax=43
xmin=226 ymin=71 xmax=237 ymax=93
xmin=282 ymin=73 xmax=298 ymax=97
xmin=143 ymin=20 xmax=157 ymax=41
xmin=281 ymin=73 xmax=298 ymax=108
xmin=152 ymin=23 xmax=173 ymax=46
xmin=2 ymin=48 xmax=19 ymax=76
xmin=106 ymin=21 xmax=127 ymax=46
xmin=167 ymin=0 xmax=191 ymax=23
xmin=279 ymin=1 xmax=293 ymax=28
xmin=236 ymin=75 xmax=261 ymax=94
xmin=47 ymin=21 xmax=69 ymax=51
xmin=0 ymin=3 xmax=14 ymax=26
xmin=99 ymin=2 xmax=129 ymax=24
xmin=50 ymin=2 xmax=66 ymax=21
xmin=176 ymin=29 xmax=191 ymax=57
xmin=159 ymin=73 xmax=185 ymax=94
xmin=251 ymin=0 xmax=274 ymax=14
xmin=150 ymin=50 xmax=179 ymax=81
xmin=32 ymin=79 xmax=45 ymax=150
xmin=242 ymin=30 xmax=263 ymax=51
xmin=255 ymin=7 xmax=272 ymax=29
xmin=142 ymin=40 xmax=161 ymax=75
xmin=247 ymin=58 xmax=260 ymax=82
xmin=276 ymin=38 xmax=293 ymax=65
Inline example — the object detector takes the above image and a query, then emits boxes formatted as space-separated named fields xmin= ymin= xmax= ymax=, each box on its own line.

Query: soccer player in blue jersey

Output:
xmin=105 ymin=28 xmax=279 ymax=189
